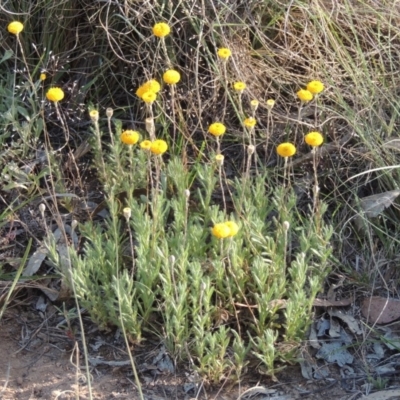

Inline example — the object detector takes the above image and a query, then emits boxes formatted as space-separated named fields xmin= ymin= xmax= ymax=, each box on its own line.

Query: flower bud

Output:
xmin=123 ymin=207 xmax=132 ymax=221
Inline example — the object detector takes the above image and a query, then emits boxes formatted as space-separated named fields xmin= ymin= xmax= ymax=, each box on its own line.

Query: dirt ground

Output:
xmin=0 ymin=296 xmax=398 ymax=400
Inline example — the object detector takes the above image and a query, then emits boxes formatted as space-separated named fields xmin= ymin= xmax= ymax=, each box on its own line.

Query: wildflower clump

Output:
xmin=217 ymin=48 xmax=231 ymax=59
xmin=277 ymin=143 xmax=296 ymax=158
xmin=46 ymin=87 xmax=65 ymax=103
xmin=7 ymin=21 xmax=24 ymax=35
xmin=150 ymin=139 xmax=168 ymax=155
xmin=152 ymin=22 xmax=170 ymax=38
xmin=233 ymin=82 xmax=246 ymax=92
xmin=244 ymin=117 xmax=257 ymax=128
xmin=163 ymin=70 xmax=181 ymax=84
xmin=212 ymin=221 xmax=239 ymax=239
xmin=305 ymin=131 xmax=324 ymax=147
xmin=297 ymin=89 xmax=313 ymax=102
xmin=208 ymin=122 xmax=226 ymax=137
xmin=120 ymin=130 xmax=140 ymax=145
xmin=306 ymin=80 xmax=324 ymax=95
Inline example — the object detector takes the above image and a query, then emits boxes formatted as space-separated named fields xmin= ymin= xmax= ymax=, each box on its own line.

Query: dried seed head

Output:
xmin=283 ymin=221 xmax=290 ymax=231
xmin=247 ymin=145 xmax=255 ymax=156
xmin=106 ymin=107 xmax=113 ymax=118
xmin=184 ymin=189 xmax=190 ymax=198
xmin=123 ymin=207 xmax=132 ymax=221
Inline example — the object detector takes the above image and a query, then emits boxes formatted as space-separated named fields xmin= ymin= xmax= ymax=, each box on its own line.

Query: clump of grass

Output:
xmin=2 ymin=0 xmax=400 ymax=391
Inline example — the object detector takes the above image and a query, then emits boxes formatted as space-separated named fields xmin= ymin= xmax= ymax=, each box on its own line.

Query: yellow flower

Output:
xmin=152 ymin=22 xmax=171 ymax=38
xmin=225 ymin=221 xmax=239 ymax=237
xmin=89 ymin=110 xmax=99 ymax=122
xmin=142 ymin=91 xmax=157 ymax=103
xmin=217 ymin=48 xmax=232 ymax=59
xmin=208 ymin=122 xmax=226 ymax=137
xmin=297 ymin=89 xmax=313 ymax=102
xmin=212 ymin=223 xmax=231 ymax=239
xmin=136 ymin=80 xmax=161 ymax=98
xmin=306 ymin=80 xmax=324 ymax=95
xmin=305 ymin=131 xmax=324 ymax=147
xmin=215 ymin=154 xmax=224 ymax=166
xmin=8 ymin=21 xmax=24 ymax=35
xmin=40 ymin=73 xmax=46 ymax=81
xmin=120 ymin=130 xmax=140 ymax=145
xmin=233 ymin=81 xmax=246 ymax=92
xmin=150 ymin=139 xmax=168 ymax=155
xmin=244 ymin=117 xmax=257 ymax=128
xmin=266 ymin=99 xmax=275 ymax=110
xmin=140 ymin=140 xmax=152 ymax=150
xmin=250 ymin=100 xmax=259 ymax=111
xmin=277 ymin=143 xmax=296 ymax=158
xmin=46 ymin=87 xmax=64 ymax=102
xmin=163 ymin=69 xmax=181 ymax=84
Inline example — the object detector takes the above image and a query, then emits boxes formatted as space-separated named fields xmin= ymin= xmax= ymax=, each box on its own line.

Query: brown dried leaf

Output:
xmin=361 ymin=296 xmax=400 ymax=325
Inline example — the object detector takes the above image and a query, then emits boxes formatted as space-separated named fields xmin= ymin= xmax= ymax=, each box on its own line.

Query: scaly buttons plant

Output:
xmin=225 ymin=221 xmax=239 ymax=237
xmin=7 ymin=21 xmax=24 ymax=35
xmin=46 ymin=87 xmax=65 ymax=102
xmin=233 ymin=82 xmax=246 ymax=92
xmin=152 ymin=22 xmax=171 ymax=38
xmin=120 ymin=130 xmax=140 ymax=145
xmin=150 ymin=139 xmax=168 ymax=155
xmin=305 ymin=131 xmax=324 ymax=147
xmin=140 ymin=140 xmax=152 ymax=150
xmin=306 ymin=80 xmax=324 ymax=95
xmin=40 ymin=73 xmax=46 ymax=81
xmin=277 ymin=143 xmax=296 ymax=158
xmin=297 ymin=89 xmax=313 ymax=102
xmin=208 ymin=122 xmax=226 ymax=137
xmin=212 ymin=223 xmax=231 ymax=239
xmin=163 ymin=70 xmax=181 ymax=84
xmin=142 ymin=91 xmax=157 ymax=103
xmin=266 ymin=99 xmax=276 ymax=110
xmin=217 ymin=48 xmax=232 ymax=59
xmin=244 ymin=117 xmax=257 ymax=128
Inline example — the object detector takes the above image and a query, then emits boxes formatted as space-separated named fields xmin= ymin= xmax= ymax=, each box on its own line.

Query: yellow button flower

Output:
xmin=163 ymin=70 xmax=181 ymax=84
xmin=233 ymin=81 xmax=246 ymax=92
xmin=306 ymin=80 xmax=324 ymax=95
xmin=305 ymin=131 xmax=324 ymax=147
xmin=225 ymin=221 xmax=239 ymax=237
xmin=8 ymin=21 xmax=24 ymax=35
xmin=120 ymin=130 xmax=140 ymax=145
xmin=277 ymin=143 xmax=296 ymax=158
xmin=140 ymin=140 xmax=152 ymax=150
xmin=150 ymin=139 xmax=168 ymax=155
xmin=40 ymin=73 xmax=46 ymax=81
xmin=212 ymin=223 xmax=231 ymax=239
xmin=46 ymin=87 xmax=65 ymax=102
xmin=208 ymin=122 xmax=226 ymax=137
xmin=244 ymin=117 xmax=256 ymax=128
xmin=142 ymin=91 xmax=157 ymax=103
xmin=152 ymin=22 xmax=171 ymax=38
xmin=297 ymin=89 xmax=313 ymax=102
xmin=217 ymin=48 xmax=232 ymax=59
xmin=250 ymin=100 xmax=259 ymax=111
xmin=266 ymin=99 xmax=275 ymax=110
xmin=215 ymin=154 xmax=224 ymax=166
xmin=89 ymin=110 xmax=99 ymax=122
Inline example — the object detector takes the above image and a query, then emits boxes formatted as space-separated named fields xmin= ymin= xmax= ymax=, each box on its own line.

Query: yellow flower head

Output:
xmin=120 ymin=130 xmax=140 ymax=145
xmin=305 ymin=131 xmax=324 ymax=147
xmin=142 ymin=91 xmax=157 ymax=103
xmin=140 ymin=140 xmax=152 ymax=150
xmin=89 ymin=110 xmax=99 ymax=122
xmin=277 ymin=143 xmax=296 ymax=158
xmin=208 ymin=122 xmax=226 ymax=137
xmin=8 ymin=21 xmax=24 ymax=35
xmin=217 ymin=48 xmax=232 ymax=59
xmin=215 ymin=154 xmax=224 ymax=166
xmin=40 ymin=73 xmax=46 ymax=81
xmin=297 ymin=89 xmax=313 ymax=102
xmin=266 ymin=99 xmax=275 ymax=110
xmin=225 ymin=221 xmax=239 ymax=237
xmin=136 ymin=80 xmax=161 ymax=98
xmin=233 ymin=81 xmax=246 ymax=92
xmin=150 ymin=139 xmax=168 ymax=155
xmin=244 ymin=117 xmax=257 ymax=128
xmin=46 ymin=87 xmax=64 ymax=102
xmin=212 ymin=223 xmax=231 ymax=239
xmin=152 ymin=22 xmax=171 ymax=38
xmin=250 ymin=100 xmax=259 ymax=111
xmin=306 ymin=80 xmax=324 ymax=95
xmin=163 ymin=69 xmax=181 ymax=84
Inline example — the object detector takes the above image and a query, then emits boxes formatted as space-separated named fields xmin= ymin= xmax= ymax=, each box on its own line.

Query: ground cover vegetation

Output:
xmin=1 ymin=0 xmax=400 ymax=396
